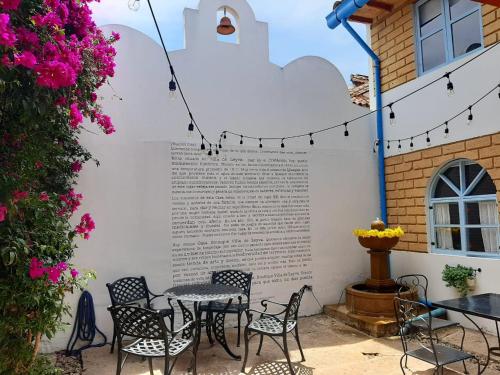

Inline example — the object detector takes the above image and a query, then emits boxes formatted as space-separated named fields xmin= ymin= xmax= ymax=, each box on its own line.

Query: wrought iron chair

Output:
xmin=396 ymin=274 xmax=466 ymax=345
xmin=108 ymin=305 xmax=196 ymax=375
xmin=201 ymin=269 xmax=253 ymax=347
xmin=241 ymin=286 xmax=307 ymax=375
xmin=394 ymin=297 xmax=479 ymax=375
xmin=106 ymin=276 xmax=174 ymax=353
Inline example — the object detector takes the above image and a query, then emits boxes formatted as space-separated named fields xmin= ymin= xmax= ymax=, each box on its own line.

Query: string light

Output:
xmin=240 ymin=135 xmax=243 ymax=145
xmin=445 ymin=73 xmax=454 ymax=96
xmin=398 ymin=140 xmax=402 ymax=151
xmin=410 ymin=137 xmax=414 ymax=148
xmin=388 ymin=103 xmax=396 ymax=125
xmin=200 ymin=136 xmax=205 ymax=150
xmin=281 ymin=138 xmax=285 ymax=148
xmin=426 ymin=131 xmax=431 ymax=146
xmin=444 ymin=122 xmax=449 ymax=138
xmin=372 ymin=139 xmax=379 ymax=154
xmin=215 ymin=146 xmax=219 ymax=155
xmin=223 ymin=132 xmax=227 ymax=139
xmin=344 ymin=122 xmax=349 ymax=137
xmin=387 ymin=140 xmax=390 ymax=150
xmin=309 ymin=133 xmax=314 ymax=145
xmin=168 ymin=66 xmax=176 ymax=100
xmin=467 ymin=106 xmax=473 ymax=126
xmin=498 ymin=84 xmax=500 ymax=99
xmin=259 ymin=138 xmax=263 ymax=148
xmin=207 ymin=144 xmax=212 ymax=156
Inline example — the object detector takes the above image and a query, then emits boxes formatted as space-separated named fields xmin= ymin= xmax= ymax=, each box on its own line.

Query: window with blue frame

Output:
xmin=415 ymin=0 xmax=483 ymax=74
xmin=429 ymin=160 xmax=500 ymax=256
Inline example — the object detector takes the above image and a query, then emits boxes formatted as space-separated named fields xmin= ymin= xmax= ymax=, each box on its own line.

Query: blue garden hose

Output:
xmin=66 ymin=290 xmax=107 ymax=357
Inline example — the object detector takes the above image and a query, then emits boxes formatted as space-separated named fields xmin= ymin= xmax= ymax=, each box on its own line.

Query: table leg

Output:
xmin=213 ymin=298 xmax=241 ymax=360
xmin=462 ymin=313 xmax=490 ymax=374
xmin=490 ymin=320 xmax=500 ymax=357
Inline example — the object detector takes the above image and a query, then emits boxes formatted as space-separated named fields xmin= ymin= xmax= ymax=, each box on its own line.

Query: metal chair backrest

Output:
xmin=106 ymin=276 xmax=151 ymax=308
xmin=108 ymin=305 xmax=167 ymax=341
xmin=212 ymin=270 xmax=253 ymax=301
xmin=393 ymin=297 xmax=438 ymax=363
xmin=285 ymin=286 xmax=308 ymax=323
xmin=396 ymin=274 xmax=429 ymax=304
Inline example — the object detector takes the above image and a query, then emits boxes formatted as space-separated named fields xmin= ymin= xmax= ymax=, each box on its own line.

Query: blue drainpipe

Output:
xmin=326 ymin=8 xmax=387 ymax=223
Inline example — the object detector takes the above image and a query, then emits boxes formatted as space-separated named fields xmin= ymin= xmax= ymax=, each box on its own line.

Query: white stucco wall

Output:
xmin=43 ymin=0 xmax=380 ymax=351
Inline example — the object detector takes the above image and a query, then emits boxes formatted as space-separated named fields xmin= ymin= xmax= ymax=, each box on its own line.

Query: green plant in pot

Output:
xmin=442 ymin=265 xmax=477 ymax=297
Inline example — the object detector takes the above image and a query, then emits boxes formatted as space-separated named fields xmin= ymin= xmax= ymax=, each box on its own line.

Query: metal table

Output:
xmin=165 ymin=283 xmax=245 ymax=361
xmin=433 ymin=293 xmax=500 ymax=374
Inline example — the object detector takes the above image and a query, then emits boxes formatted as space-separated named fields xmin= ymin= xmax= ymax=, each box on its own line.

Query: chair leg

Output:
xmin=148 ymin=357 xmax=154 ymax=375
xmin=170 ymin=313 xmax=175 ymax=333
xmin=241 ymin=327 xmax=250 ymax=374
xmin=256 ymin=334 xmax=263 ymax=355
xmin=283 ymin=335 xmax=295 ymax=375
xmin=237 ymin=311 xmax=242 ymax=347
xmin=399 ymin=355 xmax=406 ymax=375
xmin=164 ymin=355 xmax=170 ymax=375
xmin=206 ymin=311 xmax=214 ymax=345
xmin=110 ymin=327 xmax=116 ymax=354
xmin=294 ymin=325 xmax=305 ymax=362
xmin=115 ymin=350 xmax=122 ymax=375
xmin=191 ymin=349 xmax=197 ymax=375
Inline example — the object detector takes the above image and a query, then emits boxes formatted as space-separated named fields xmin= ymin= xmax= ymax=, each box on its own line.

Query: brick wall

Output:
xmin=385 ymin=132 xmax=500 ymax=253
xmin=371 ymin=3 xmax=499 ymax=93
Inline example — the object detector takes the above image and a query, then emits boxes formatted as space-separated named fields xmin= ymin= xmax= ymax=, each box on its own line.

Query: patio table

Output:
xmin=164 ymin=283 xmax=245 ymax=361
xmin=433 ymin=293 xmax=500 ymax=374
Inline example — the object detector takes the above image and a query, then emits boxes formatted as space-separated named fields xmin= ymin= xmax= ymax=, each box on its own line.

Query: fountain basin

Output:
xmin=345 ymin=283 xmax=416 ymax=318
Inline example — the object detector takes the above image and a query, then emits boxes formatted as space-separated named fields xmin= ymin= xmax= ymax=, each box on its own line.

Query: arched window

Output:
xmin=429 ymin=160 xmax=499 ymax=256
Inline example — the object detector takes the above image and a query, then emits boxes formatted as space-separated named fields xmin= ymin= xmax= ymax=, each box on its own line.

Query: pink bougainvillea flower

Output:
xmin=14 ymin=51 xmax=37 ymax=69
xmin=0 ymin=13 xmax=16 ymax=47
xmin=70 ymin=268 xmax=79 ymax=278
xmin=111 ymin=31 xmax=120 ymax=41
xmin=0 ymin=0 xmax=20 ymax=10
xmin=29 ymin=258 xmax=46 ymax=280
xmin=39 ymin=192 xmax=49 ymax=201
xmin=46 ymin=266 xmax=62 ymax=283
xmin=58 ymin=189 xmax=82 ymax=216
xmin=16 ymin=27 xmax=40 ymax=49
xmin=54 ymin=96 xmax=67 ymax=106
xmin=71 ymin=160 xmax=82 ymax=173
xmin=35 ymin=160 xmax=43 ymax=169
xmin=90 ymin=92 xmax=97 ymax=102
xmin=75 ymin=213 xmax=95 ymax=240
xmin=95 ymin=113 xmax=115 ymax=134
xmin=0 ymin=204 xmax=7 ymax=222
xmin=69 ymin=103 xmax=83 ymax=129
xmin=56 ymin=262 xmax=68 ymax=271
xmin=35 ymin=60 xmax=76 ymax=89
xmin=12 ymin=190 xmax=28 ymax=203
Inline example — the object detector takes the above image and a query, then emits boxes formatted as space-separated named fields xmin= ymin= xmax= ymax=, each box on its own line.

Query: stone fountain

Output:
xmin=325 ymin=219 xmax=415 ymax=337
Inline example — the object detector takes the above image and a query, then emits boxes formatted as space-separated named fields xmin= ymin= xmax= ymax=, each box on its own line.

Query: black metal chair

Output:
xmin=396 ymin=274 xmax=466 ymax=344
xmin=108 ymin=305 xmax=196 ymax=375
xmin=106 ymin=276 xmax=174 ymax=353
xmin=201 ymin=269 xmax=253 ymax=347
xmin=394 ymin=297 xmax=479 ymax=375
xmin=241 ymin=286 xmax=307 ymax=375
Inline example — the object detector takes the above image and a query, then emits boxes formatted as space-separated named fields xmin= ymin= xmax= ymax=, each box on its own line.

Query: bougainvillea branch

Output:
xmin=0 ymin=0 xmax=117 ymax=372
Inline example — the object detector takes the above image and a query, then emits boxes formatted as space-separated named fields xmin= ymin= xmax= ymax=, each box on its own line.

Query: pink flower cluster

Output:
xmin=29 ymin=257 xmax=78 ymax=283
xmin=58 ymin=189 xmax=82 ymax=216
xmin=0 ymin=204 xmax=7 ymax=222
xmin=12 ymin=190 xmax=28 ymax=203
xmin=71 ymin=160 xmax=82 ymax=173
xmin=75 ymin=213 xmax=94 ymax=239
xmin=0 ymin=0 xmax=118 ymax=134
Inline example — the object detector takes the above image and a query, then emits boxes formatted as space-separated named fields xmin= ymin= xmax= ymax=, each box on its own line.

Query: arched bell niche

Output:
xmin=216 ymin=6 xmax=239 ymax=44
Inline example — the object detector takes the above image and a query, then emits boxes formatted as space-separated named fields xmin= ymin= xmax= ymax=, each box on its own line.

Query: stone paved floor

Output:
xmin=82 ymin=315 xmax=500 ymax=375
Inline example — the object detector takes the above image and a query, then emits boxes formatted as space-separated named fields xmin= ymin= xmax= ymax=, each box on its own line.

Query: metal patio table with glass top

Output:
xmin=164 ymin=283 xmax=246 ymax=361
xmin=433 ymin=293 xmax=500 ymax=374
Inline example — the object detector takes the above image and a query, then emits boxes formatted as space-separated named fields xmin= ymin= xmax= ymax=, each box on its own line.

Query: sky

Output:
xmin=89 ymin=0 xmax=370 ymax=83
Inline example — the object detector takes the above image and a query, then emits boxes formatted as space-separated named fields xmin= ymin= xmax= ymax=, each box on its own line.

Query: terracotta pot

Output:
xmin=358 ymin=236 xmax=399 ymax=251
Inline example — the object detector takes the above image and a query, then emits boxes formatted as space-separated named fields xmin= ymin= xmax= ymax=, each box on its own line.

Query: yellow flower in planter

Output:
xmin=353 ymin=227 xmax=405 ymax=238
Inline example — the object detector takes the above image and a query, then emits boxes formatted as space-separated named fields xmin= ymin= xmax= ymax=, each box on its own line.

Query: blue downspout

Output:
xmin=338 ymin=19 xmax=387 ymax=223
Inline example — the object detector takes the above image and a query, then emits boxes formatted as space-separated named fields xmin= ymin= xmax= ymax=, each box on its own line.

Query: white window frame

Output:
xmin=429 ymin=160 xmax=500 ymax=257
xmin=414 ymin=0 xmax=483 ymax=75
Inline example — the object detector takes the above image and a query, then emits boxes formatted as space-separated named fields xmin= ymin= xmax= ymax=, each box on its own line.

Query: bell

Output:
xmin=217 ymin=8 xmax=236 ymax=35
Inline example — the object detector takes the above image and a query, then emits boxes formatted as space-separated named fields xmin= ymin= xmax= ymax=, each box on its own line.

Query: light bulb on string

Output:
xmin=218 ymin=136 xmax=222 ymax=149
xmin=187 ymin=115 xmax=194 ymax=138
xmin=215 ymin=146 xmax=219 ymax=155
xmin=344 ymin=122 xmax=349 ymax=137
xmin=168 ymin=66 xmax=176 ymax=100
xmin=467 ymin=106 xmax=473 ymax=126
xmin=444 ymin=122 xmax=449 ymax=138
xmin=410 ymin=137 xmax=414 ymax=148
xmin=372 ymin=140 xmax=379 ymax=154
xmin=281 ymin=139 xmax=285 ymax=148
xmin=200 ymin=136 xmax=205 ymax=150
xmin=259 ymin=138 xmax=263 ymax=148
xmin=128 ymin=0 xmax=140 ymax=11
xmin=387 ymin=140 xmax=390 ymax=150
xmin=223 ymin=132 xmax=227 ymax=140
xmin=388 ymin=104 xmax=396 ymax=125
xmin=445 ymin=73 xmax=454 ymax=96
xmin=240 ymin=135 xmax=243 ymax=145
xmin=398 ymin=140 xmax=402 ymax=151
xmin=309 ymin=133 xmax=314 ymax=146
xmin=498 ymin=84 xmax=500 ymax=99
xmin=426 ymin=131 xmax=431 ymax=146
xmin=207 ymin=144 xmax=212 ymax=156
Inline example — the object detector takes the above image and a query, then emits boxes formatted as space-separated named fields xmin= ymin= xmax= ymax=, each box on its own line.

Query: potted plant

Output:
xmin=442 ymin=265 xmax=477 ymax=297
